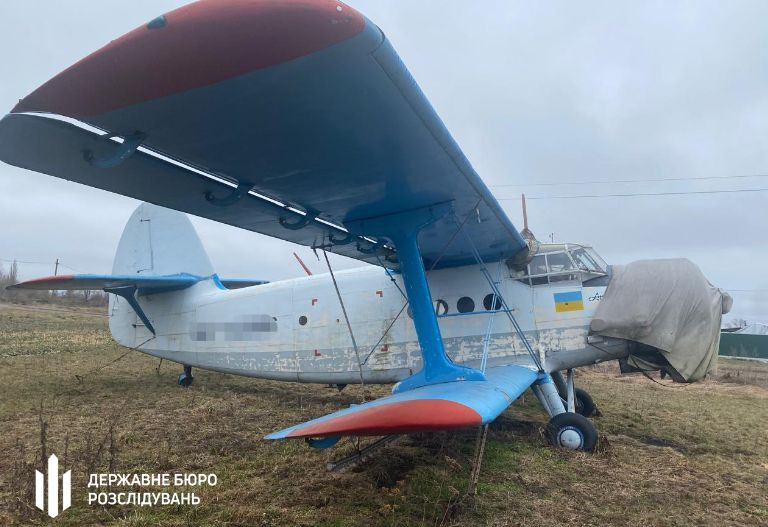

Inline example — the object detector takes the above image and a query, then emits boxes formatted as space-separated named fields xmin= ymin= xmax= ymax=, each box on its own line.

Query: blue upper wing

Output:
xmin=0 ymin=1 xmax=525 ymax=270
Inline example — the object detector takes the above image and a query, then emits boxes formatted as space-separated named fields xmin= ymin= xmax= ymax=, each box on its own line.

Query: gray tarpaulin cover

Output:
xmin=590 ymin=259 xmax=733 ymax=382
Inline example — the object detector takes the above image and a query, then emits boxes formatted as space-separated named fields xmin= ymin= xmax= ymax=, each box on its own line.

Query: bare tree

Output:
xmin=0 ymin=261 xmax=108 ymax=307
xmin=9 ymin=260 xmax=18 ymax=285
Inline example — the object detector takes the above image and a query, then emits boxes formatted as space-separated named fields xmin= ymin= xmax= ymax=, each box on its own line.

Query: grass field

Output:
xmin=0 ymin=303 xmax=766 ymax=526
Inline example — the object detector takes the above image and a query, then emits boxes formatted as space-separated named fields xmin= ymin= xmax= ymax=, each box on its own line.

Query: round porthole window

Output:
xmin=406 ymin=300 xmax=449 ymax=318
xmin=299 ymin=315 xmax=308 ymax=326
xmin=457 ymin=296 xmax=475 ymax=313
xmin=483 ymin=293 xmax=503 ymax=311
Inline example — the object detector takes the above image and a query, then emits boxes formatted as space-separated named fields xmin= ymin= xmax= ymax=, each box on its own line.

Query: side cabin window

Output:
xmin=457 ymin=296 xmax=475 ymax=313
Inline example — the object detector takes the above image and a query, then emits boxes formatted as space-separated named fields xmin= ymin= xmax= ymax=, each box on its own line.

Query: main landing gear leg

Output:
xmin=532 ymin=373 xmax=597 ymax=452
xmin=178 ymin=365 xmax=194 ymax=387
xmin=551 ymin=370 xmax=597 ymax=418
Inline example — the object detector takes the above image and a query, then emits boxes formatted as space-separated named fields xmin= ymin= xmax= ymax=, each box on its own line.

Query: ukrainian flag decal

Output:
xmin=554 ymin=291 xmax=584 ymax=312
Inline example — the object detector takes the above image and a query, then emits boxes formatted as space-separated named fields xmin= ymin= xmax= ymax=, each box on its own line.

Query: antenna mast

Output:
xmin=293 ymin=252 xmax=313 ymax=276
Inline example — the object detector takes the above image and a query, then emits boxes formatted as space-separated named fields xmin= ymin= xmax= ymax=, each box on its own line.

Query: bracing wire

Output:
xmin=362 ymin=200 xmax=484 ymax=366
xmin=361 ymin=302 xmax=408 ymax=366
xmin=375 ymin=253 xmax=408 ymax=302
xmin=459 ymin=223 xmax=543 ymax=371
xmin=427 ymin=199 xmax=483 ymax=272
xmin=322 ymin=250 xmax=366 ymax=401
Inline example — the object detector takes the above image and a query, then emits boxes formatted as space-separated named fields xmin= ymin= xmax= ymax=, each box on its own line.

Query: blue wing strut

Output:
xmin=347 ymin=202 xmax=485 ymax=393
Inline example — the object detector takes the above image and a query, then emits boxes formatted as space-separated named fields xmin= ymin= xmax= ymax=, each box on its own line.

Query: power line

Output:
xmin=490 ymin=173 xmax=768 ymax=188
xmin=0 ymin=258 xmax=83 ymax=273
xmin=498 ymin=188 xmax=768 ymax=200
xmin=0 ymin=258 xmax=52 ymax=265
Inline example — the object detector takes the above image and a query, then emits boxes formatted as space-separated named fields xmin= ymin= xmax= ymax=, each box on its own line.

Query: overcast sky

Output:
xmin=1 ymin=1 xmax=766 ymax=324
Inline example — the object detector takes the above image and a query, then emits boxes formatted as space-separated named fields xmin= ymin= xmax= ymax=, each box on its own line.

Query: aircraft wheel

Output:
xmin=574 ymin=388 xmax=596 ymax=418
xmin=546 ymin=412 xmax=597 ymax=452
xmin=178 ymin=367 xmax=194 ymax=388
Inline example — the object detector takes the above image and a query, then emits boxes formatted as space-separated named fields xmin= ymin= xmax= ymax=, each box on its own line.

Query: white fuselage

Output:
xmin=109 ymin=261 xmax=626 ymax=384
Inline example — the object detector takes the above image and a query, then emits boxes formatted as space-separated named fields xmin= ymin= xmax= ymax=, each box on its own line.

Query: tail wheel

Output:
xmin=178 ymin=366 xmax=194 ymax=388
xmin=546 ymin=412 xmax=598 ymax=452
xmin=574 ymin=388 xmax=596 ymax=418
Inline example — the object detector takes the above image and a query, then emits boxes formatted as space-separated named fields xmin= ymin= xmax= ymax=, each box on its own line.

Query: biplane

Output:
xmin=1 ymin=0 xmax=728 ymax=453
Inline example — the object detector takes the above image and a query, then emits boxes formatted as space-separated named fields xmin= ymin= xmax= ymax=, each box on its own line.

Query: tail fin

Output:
xmin=11 ymin=203 xmax=214 ymax=342
xmin=10 ymin=203 xmax=266 ymax=345
xmin=12 ymin=203 xmax=265 ymax=293
xmin=113 ymin=202 xmax=213 ymax=277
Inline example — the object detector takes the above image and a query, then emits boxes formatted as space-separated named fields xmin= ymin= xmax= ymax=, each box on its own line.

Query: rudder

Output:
xmin=109 ymin=203 xmax=215 ymax=345
xmin=113 ymin=203 xmax=214 ymax=277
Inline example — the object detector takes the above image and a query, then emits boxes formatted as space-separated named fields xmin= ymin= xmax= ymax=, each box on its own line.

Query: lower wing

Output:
xmin=266 ymin=365 xmax=538 ymax=440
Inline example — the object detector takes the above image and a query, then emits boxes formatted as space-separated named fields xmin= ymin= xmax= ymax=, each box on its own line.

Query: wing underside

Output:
xmin=0 ymin=0 xmax=526 ymax=270
xmin=266 ymin=365 xmax=538 ymax=439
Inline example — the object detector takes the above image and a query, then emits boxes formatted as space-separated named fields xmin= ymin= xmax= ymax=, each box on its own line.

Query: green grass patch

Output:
xmin=0 ymin=304 xmax=766 ymax=526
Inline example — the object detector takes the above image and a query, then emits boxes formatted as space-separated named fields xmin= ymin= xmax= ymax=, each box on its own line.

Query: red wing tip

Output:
xmin=21 ymin=275 xmax=74 ymax=284
xmin=8 ymin=275 xmax=75 ymax=289
xmin=13 ymin=0 xmax=366 ymax=117
xmin=285 ymin=399 xmax=482 ymax=438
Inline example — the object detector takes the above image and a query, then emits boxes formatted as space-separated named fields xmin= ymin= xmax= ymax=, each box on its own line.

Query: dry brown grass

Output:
xmin=0 ymin=305 xmax=766 ymax=526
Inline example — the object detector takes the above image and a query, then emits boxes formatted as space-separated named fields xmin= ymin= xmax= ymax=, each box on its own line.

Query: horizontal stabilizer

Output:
xmin=8 ymin=273 xmax=266 ymax=294
xmin=217 ymin=278 xmax=269 ymax=290
xmin=265 ymin=365 xmax=537 ymax=440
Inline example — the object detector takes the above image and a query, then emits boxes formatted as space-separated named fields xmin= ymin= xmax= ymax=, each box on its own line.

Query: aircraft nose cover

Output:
xmin=12 ymin=0 xmax=365 ymax=118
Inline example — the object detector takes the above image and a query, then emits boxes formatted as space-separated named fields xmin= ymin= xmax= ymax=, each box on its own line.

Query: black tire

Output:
xmin=574 ymin=388 xmax=596 ymax=418
xmin=545 ymin=412 xmax=598 ymax=452
xmin=178 ymin=372 xmax=194 ymax=387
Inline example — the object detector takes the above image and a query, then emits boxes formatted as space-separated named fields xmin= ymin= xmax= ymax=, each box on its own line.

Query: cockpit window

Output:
xmin=512 ymin=244 xmax=607 ymax=287
xmin=524 ymin=253 xmax=578 ymax=286
xmin=570 ymin=247 xmax=603 ymax=272
xmin=529 ymin=255 xmax=547 ymax=275
xmin=586 ymin=248 xmax=608 ymax=272
xmin=546 ymin=252 xmax=574 ymax=273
